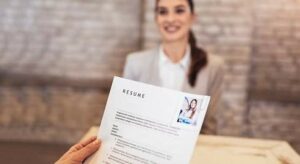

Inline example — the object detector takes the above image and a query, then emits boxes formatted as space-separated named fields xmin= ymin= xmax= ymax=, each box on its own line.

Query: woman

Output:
xmin=123 ymin=0 xmax=224 ymax=134
xmin=182 ymin=99 xmax=198 ymax=119
xmin=178 ymin=99 xmax=199 ymax=125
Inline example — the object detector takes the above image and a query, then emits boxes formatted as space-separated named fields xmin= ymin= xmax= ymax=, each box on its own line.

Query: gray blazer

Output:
xmin=123 ymin=47 xmax=224 ymax=134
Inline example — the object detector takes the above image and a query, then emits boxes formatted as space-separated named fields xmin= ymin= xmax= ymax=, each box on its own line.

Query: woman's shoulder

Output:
xmin=123 ymin=47 xmax=159 ymax=80
xmin=207 ymin=53 xmax=224 ymax=68
xmin=205 ymin=53 xmax=225 ymax=82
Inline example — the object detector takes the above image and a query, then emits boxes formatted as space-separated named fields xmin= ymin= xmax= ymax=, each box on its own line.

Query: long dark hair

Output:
xmin=188 ymin=99 xmax=198 ymax=119
xmin=155 ymin=0 xmax=208 ymax=87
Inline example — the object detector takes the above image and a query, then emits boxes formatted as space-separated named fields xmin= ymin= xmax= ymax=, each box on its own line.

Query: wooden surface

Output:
xmin=82 ymin=127 xmax=300 ymax=164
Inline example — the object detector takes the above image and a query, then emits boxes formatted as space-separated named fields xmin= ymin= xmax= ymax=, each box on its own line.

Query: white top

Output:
xmin=158 ymin=45 xmax=191 ymax=90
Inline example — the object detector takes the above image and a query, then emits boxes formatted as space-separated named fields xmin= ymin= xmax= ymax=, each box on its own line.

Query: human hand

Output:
xmin=55 ymin=136 xmax=101 ymax=164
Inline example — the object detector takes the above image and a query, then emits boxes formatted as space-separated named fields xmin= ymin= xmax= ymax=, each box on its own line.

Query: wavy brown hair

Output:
xmin=155 ymin=0 xmax=208 ymax=87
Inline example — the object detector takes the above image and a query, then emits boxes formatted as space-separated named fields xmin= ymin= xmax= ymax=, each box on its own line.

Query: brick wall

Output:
xmin=0 ymin=85 xmax=107 ymax=143
xmin=249 ymin=101 xmax=300 ymax=154
xmin=250 ymin=0 xmax=300 ymax=102
xmin=0 ymin=0 xmax=142 ymax=80
xmin=249 ymin=0 xmax=300 ymax=153
xmin=0 ymin=0 xmax=143 ymax=143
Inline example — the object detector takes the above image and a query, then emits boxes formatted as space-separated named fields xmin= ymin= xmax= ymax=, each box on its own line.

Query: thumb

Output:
xmin=73 ymin=139 xmax=101 ymax=162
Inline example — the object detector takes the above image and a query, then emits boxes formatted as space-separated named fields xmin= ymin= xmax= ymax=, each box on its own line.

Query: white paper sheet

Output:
xmin=85 ymin=77 xmax=210 ymax=164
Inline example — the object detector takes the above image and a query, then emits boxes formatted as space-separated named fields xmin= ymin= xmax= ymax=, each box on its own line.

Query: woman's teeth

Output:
xmin=165 ymin=26 xmax=180 ymax=33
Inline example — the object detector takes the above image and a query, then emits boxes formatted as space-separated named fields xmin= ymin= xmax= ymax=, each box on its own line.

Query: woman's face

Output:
xmin=156 ymin=0 xmax=195 ymax=43
xmin=191 ymin=100 xmax=197 ymax=109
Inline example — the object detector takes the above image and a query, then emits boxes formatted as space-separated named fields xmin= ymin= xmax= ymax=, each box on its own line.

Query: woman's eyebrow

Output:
xmin=174 ymin=5 xmax=186 ymax=9
xmin=157 ymin=6 xmax=167 ymax=9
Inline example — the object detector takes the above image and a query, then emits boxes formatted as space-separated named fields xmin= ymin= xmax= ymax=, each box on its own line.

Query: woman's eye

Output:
xmin=157 ymin=8 xmax=168 ymax=16
xmin=175 ymin=8 xmax=186 ymax=14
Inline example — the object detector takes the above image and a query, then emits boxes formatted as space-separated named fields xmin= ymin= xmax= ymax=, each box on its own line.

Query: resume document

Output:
xmin=85 ymin=77 xmax=210 ymax=164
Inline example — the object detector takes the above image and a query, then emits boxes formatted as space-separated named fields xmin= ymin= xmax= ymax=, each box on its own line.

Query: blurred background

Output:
xmin=0 ymin=0 xmax=299 ymax=163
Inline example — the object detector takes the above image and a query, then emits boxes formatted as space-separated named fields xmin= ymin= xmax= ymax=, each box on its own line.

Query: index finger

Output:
xmin=66 ymin=136 xmax=98 ymax=155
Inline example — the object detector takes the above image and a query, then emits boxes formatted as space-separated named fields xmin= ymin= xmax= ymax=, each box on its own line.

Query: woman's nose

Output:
xmin=166 ymin=12 xmax=176 ymax=22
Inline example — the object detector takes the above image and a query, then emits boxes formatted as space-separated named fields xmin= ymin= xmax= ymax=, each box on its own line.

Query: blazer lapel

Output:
xmin=147 ymin=47 xmax=161 ymax=86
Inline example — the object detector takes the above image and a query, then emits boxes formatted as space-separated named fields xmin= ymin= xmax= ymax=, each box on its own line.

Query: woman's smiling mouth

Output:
xmin=164 ymin=25 xmax=181 ymax=33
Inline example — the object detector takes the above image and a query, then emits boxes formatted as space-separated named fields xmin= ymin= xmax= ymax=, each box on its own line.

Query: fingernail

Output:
xmin=93 ymin=139 xmax=100 ymax=145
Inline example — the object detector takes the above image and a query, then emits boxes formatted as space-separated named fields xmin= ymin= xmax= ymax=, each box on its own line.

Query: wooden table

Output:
xmin=82 ymin=127 xmax=300 ymax=164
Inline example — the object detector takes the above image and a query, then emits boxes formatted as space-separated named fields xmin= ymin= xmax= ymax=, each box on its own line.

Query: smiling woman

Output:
xmin=123 ymin=0 xmax=224 ymax=134
xmin=155 ymin=0 xmax=194 ymax=45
